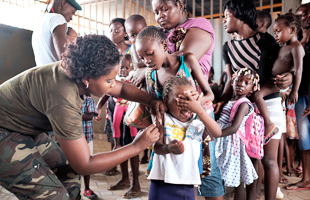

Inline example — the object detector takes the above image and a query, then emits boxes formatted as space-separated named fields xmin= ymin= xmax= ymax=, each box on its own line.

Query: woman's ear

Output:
xmin=82 ymin=78 xmax=89 ymax=87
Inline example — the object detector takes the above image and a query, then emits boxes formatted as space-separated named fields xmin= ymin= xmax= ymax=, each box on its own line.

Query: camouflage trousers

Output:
xmin=0 ymin=132 xmax=81 ymax=200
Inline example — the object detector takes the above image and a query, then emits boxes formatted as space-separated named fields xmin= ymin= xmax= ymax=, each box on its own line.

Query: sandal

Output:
xmin=140 ymin=158 xmax=149 ymax=164
xmin=287 ymin=171 xmax=295 ymax=177
xmin=107 ymin=183 xmax=130 ymax=191
xmin=105 ymin=167 xmax=117 ymax=176
xmin=123 ymin=190 xmax=141 ymax=199
xmin=279 ymin=176 xmax=288 ymax=184
xmin=295 ymin=166 xmax=303 ymax=174
xmin=264 ymin=125 xmax=279 ymax=145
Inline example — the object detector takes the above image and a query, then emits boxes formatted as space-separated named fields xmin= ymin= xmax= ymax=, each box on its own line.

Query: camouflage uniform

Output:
xmin=0 ymin=132 xmax=81 ymax=200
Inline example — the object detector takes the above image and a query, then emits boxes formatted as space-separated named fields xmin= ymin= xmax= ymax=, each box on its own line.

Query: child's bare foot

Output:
xmin=264 ymin=122 xmax=279 ymax=144
xmin=108 ymin=179 xmax=130 ymax=190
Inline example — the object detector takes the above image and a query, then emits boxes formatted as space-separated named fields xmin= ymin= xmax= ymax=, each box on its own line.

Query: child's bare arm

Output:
xmin=82 ymin=113 xmax=94 ymax=121
xmin=153 ymin=118 xmax=184 ymax=155
xmin=289 ymin=45 xmax=305 ymax=103
xmin=93 ymin=95 xmax=110 ymax=121
xmin=176 ymin=91 xmax=222 ymax=138
xmin=221 ymin=103 xmax=249 ymax=137
xmin=214 ymin=64 xmax=233 ymax=114
xmin=183 ymin=53 xmax=214 ymax=104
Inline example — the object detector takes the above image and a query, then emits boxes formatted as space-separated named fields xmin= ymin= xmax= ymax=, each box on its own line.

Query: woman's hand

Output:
xmin=149 ymin=100 xmax=167 ymax=125
xmin=303 ymin=104 xmax=310 ymax=117
xmin=129 ymin=68 xmax=147 ymax=87
xmin=168 ymin=140 xmax=184 ymax=154
xmin=289 ymin=91 xmax=298 ymax=104
xmin=273 ymin=72 xmax=293 ymax=90
xmin=132 ymin=124 xmax=160 ymax=150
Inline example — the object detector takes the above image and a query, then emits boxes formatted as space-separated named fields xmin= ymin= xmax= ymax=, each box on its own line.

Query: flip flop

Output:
xmin=279 ymin=176 xmax=288 ymax=184
xmin=123 ymin=190 xmax=142 ymax=199
xmin=107 ymin=183 xmax=130 ymax=191
xmin=295 ymin=166 xmax=303 ymax=173
xmin=285 ymin=184 xmax=310 ymax=191
xmin=105 ymin=167 xmax=117 ymax=176
xmin=139 ymin=159 xmax=149 ymax=164
xmin=287 ymin=171 xmax=295 ymax=177
xmin=264 ymin=125 xmax=279 ymax=145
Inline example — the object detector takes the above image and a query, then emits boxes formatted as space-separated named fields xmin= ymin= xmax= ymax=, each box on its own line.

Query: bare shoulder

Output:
xmin=183 ymin=52 xmax=196 ymax=62
xmin=291 ymin=41 xmax=305 ymax=55
xmin=183 ymin=52 xmax=199 ymax=71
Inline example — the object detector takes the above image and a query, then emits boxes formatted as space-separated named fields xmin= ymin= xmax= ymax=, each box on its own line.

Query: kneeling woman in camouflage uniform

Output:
xmin=0 ymin=35 xmax=163 ymax=200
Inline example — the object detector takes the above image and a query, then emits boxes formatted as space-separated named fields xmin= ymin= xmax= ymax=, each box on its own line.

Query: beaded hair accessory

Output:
xmin=232 ymin=68 xmax=260 ymax=96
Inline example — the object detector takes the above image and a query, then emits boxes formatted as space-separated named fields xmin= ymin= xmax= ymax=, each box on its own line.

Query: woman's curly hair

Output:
xmin=63 ymin=34 xmax=121 ymax=84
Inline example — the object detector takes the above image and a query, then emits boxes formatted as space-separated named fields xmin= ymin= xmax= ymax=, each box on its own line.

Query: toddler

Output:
xmin=148 ymin=76 xmax=221 ymax=200
xmin=253 ymin=12 xmax=305 ymax=142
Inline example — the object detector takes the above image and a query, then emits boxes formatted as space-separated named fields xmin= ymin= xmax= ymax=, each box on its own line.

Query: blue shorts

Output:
xmin=149 ymin=180 xmax=195 ymax=200
xmin=197 ymin=112 xmax=225 ymax=197
xmin=198 ymin=168 xmax=225 ymax=197
xmin=295 ymin=96 xmax=310 ymax=150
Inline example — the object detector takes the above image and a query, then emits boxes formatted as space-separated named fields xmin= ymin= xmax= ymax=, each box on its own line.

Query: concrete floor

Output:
xmin=0 ymin=134 xmax=310 ymax=200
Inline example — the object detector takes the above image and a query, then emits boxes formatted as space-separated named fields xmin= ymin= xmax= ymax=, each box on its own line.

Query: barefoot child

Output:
xmin=148 ymin=77 xmax=221 ymax=200
xmin=253 ymin=12 xmax=305 ymax=142
xmin=215 ymin=68 xmax=260 ymax=200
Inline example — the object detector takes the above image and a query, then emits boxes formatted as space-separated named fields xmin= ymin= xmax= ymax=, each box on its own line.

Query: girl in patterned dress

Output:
xmin=215 ymin=68 xmax=260 ymax=199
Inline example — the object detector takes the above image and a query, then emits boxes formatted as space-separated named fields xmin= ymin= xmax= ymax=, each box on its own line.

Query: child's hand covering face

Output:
xmin=176 ymin=90 xmax=202 ymax=115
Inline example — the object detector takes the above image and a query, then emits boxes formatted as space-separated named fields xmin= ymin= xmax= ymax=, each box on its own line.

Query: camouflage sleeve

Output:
xmin=46 ymin=105 xmax=84 ymax=140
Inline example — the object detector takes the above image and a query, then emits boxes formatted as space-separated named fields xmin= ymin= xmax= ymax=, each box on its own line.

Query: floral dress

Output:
xmin=215 ymin=100 xmax=258 ymax=187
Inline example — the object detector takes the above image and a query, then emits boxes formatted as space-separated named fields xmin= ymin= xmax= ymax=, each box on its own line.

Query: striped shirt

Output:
xmin=222 ymin=32 xmax=279 ymax=85
xmin=222 ymin=33 xmax=261 ymax=73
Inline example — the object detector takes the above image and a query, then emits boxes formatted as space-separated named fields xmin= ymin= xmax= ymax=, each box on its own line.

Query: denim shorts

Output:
xmin=197 ymin=139 xmax=225 ymax=197
xmin=295 ymin=96 xmax=310 ymax=150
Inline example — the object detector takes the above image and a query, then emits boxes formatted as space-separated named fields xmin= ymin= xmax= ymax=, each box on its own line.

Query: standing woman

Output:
xmin=0 ymin=34 xmax=164 ymax=199
xmin=215 ymin=0 xmax=293 ymax=199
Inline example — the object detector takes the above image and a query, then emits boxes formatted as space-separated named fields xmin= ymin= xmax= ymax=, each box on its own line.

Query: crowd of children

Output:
xmin=71 ymin=0 xmax=310 ymax=200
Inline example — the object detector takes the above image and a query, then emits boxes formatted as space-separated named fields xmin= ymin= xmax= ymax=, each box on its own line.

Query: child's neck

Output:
xmin=284 ymin=35 xmax=298 ymax=46
xmin=115 ymin=41 xmax=129 ymax=54
xmin=231 ymin=93 xmax=247 ymax=101
xmin=161 ymin=53 xmax=179 ymax=70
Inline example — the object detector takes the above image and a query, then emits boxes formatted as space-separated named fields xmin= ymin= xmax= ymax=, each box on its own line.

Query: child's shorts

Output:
xmin=149 ymin=180 xmax=195 ymax=200
xmin=197 ymin=167 xmax=225 ymax=197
